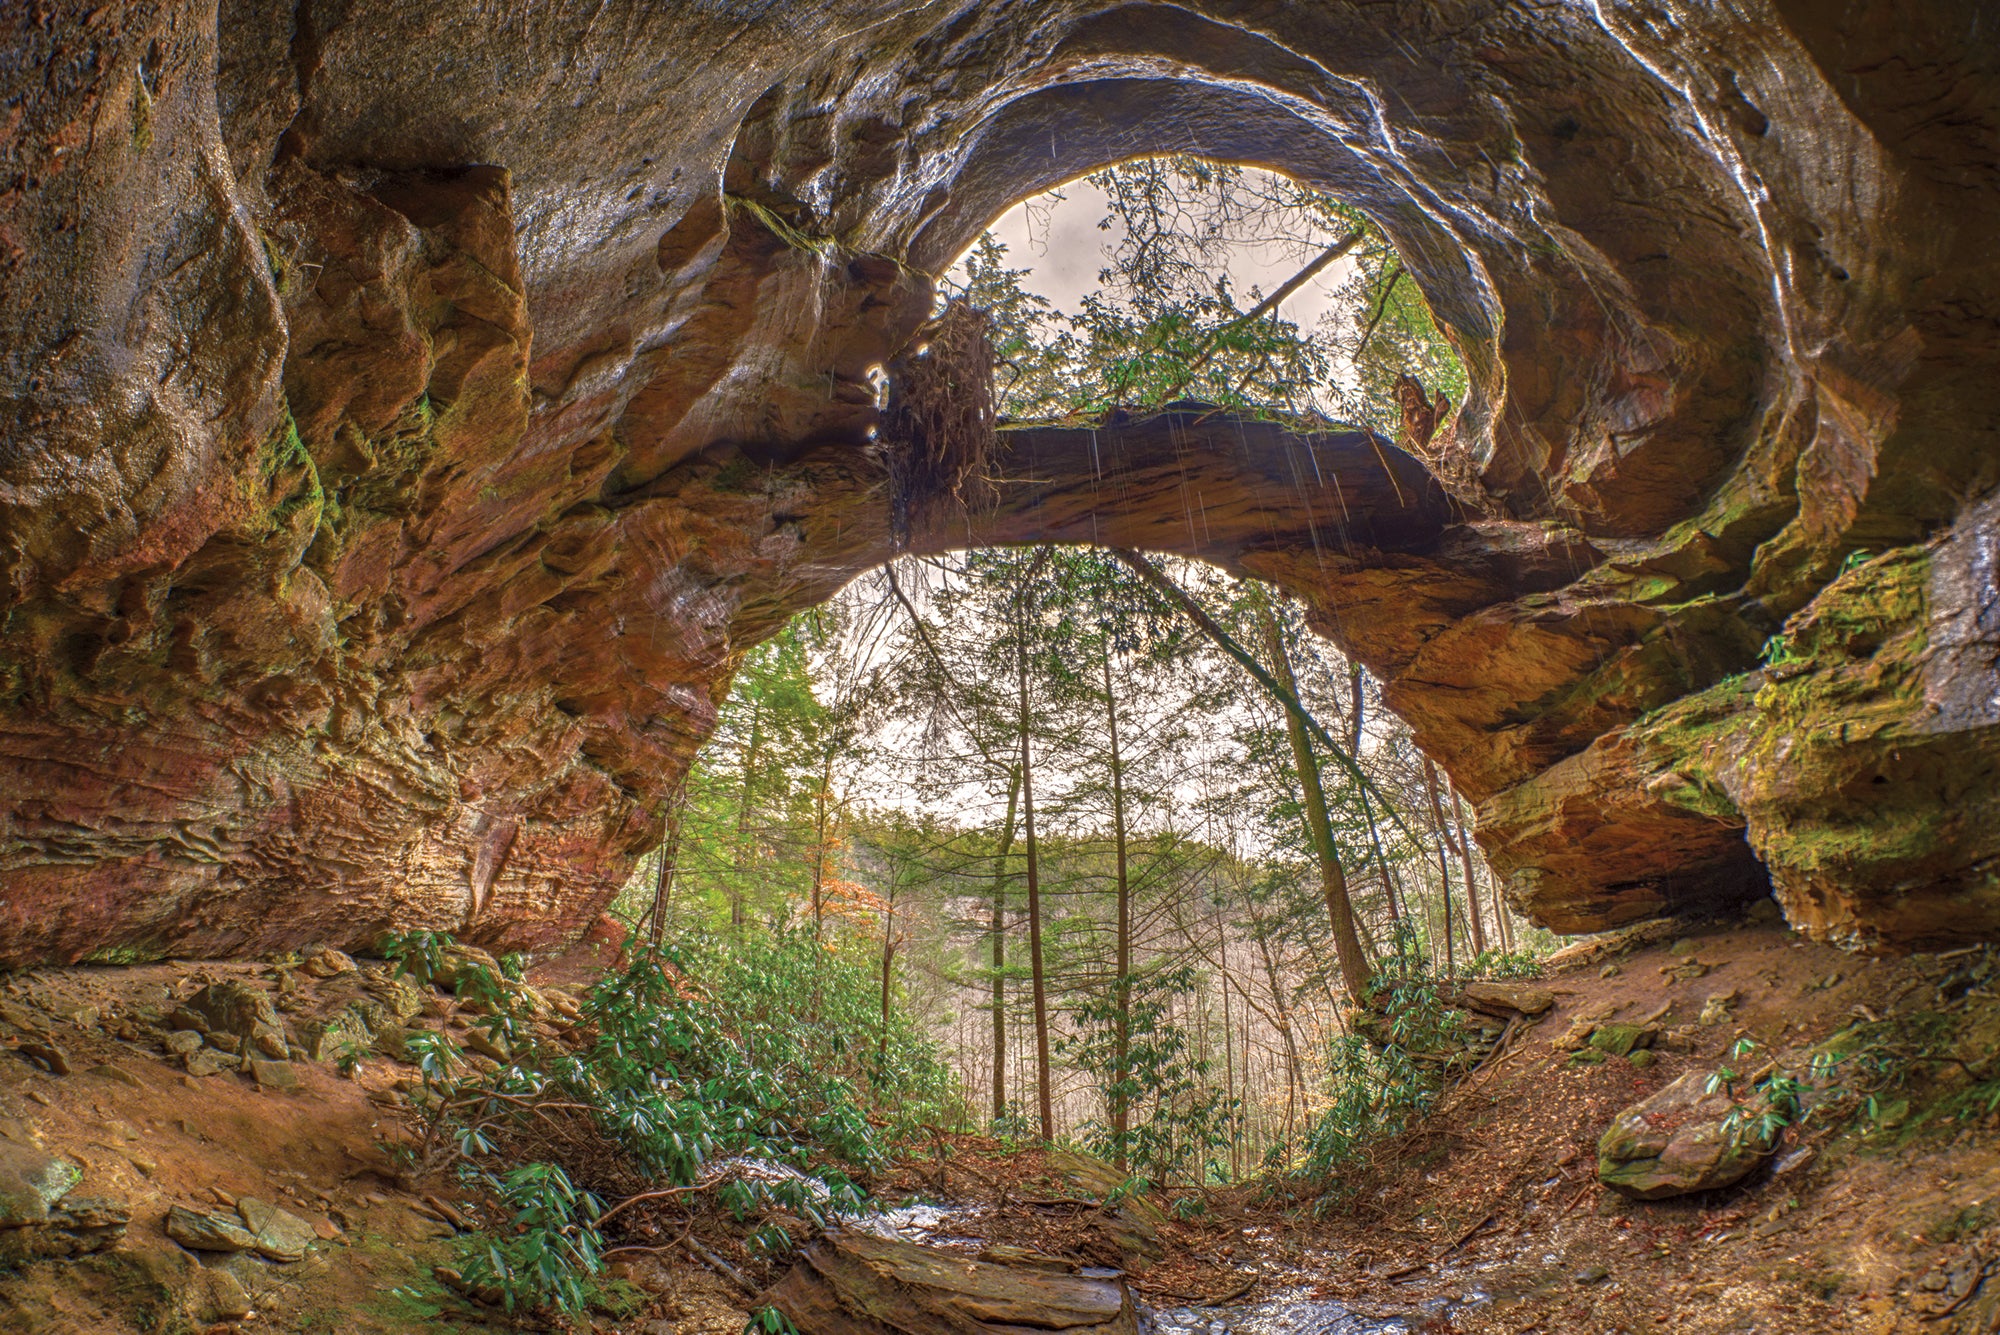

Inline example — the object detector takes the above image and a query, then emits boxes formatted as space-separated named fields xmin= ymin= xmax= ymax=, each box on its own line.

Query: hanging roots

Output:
xmin=1392 ymin=371 xmax=1491 ymax=513
xmin=878 ymin=299 xmax=997 ymax=547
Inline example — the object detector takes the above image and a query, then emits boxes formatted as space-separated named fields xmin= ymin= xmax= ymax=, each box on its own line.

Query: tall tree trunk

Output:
xmin=1016 ymin=586 xmax=1055 ymax=1142
xmin=1440 ymin=830 xmax=1455 ymax=977
xmin=811 ymin=748 xmax=835 ymax=940
xmin=732 ymin=700 xmax=764 ymax=933
xmin=1215 ymin=903 xmax=1238 ymax=1182
xmin=647 ymin=781 xmax=687 ymax=948
xmin=1255 ymin=596 xmax=1372 ymax=1004
xmin=1249 ymin=925 xmax=1303 ymax=1144
xmin=878 ymin=885 xmax=896 ymax=1064
xmin=1101 ymin=648 xmax=1133 ymax=1170
xmin=1449 ymin=784 xmax=1499 ymax=951
xmin=1422 ymin=755 xmax=1482 ymax=957
xmin=991 ymin=767 xmax=1021 ymax=1125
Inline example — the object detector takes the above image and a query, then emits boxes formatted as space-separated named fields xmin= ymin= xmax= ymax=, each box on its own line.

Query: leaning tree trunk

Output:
xmin=646 ymin=780 xmax=686 ymax=948
xmin=1451 ymin=784 xmax=1503 ymax=951
xmin=763 ymin=1232 xmax=1141 ymax=1335
xmin=1255 ymin=595 xmax=1372 ymax=1004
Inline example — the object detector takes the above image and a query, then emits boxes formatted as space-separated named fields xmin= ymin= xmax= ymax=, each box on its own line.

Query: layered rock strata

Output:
xmin=0 ymin=1 xmax=1995 ymax=962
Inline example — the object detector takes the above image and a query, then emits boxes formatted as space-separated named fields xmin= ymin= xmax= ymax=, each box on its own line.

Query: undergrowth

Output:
xmin=380 ymin=927 xmax=961 ymax=1319
xmin=1293 ymin=933 xmax=1467 ymax=1200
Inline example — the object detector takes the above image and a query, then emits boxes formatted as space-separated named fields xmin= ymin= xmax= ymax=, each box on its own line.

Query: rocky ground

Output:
xmin=1260 ymin=915 xmax=2000 ymax=1335
xmin=0 ymin=908 xmax=1995 ymax=1334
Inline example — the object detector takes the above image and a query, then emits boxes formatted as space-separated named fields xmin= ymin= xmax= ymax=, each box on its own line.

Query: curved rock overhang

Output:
xmin=0 ymin=1 xmax=1995 ymax=964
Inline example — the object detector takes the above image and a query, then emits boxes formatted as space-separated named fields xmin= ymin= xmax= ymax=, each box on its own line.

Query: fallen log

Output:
xmin=762 ymin=1231 xmax=1141 ymax=1334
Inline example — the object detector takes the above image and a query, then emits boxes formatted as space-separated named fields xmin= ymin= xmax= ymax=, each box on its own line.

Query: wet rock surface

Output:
xmin=765 ymin=1231 xmax=1142 ymax=1335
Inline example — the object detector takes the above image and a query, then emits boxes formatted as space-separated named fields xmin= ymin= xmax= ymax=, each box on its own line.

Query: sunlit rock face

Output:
xmin=0 ymin=1 xmax=1994 ymax=963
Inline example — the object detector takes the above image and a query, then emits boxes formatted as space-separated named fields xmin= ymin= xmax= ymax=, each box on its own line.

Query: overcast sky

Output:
xmin=957 ymin=173 xmax=1362 ymax=331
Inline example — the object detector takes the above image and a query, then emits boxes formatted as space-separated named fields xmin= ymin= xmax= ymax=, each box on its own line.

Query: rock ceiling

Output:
xmin=0 ymin=1 xmax=1995 ymax=963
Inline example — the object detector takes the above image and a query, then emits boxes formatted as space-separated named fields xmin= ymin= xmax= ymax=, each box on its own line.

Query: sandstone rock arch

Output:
xmin=1 ymin=1 xmax=1995 ymax=965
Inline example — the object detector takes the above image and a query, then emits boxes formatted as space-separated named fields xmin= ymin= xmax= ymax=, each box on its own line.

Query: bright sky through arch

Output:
xmin=951 ymin=167 xmax=1363 ymax=333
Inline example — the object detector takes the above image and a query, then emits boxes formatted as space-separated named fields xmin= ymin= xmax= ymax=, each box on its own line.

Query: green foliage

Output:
xmin=1297 ymin=933 xmax=1463 ymax=1191
xmin=946 ymin=154 xmax=1465 ymax=432
xmin=1466 ymin=948 xmax=1545 ymax=980
xmin=453 ymin=1162 xmax=603 ymax=1314
xmin=1060 ymin=962 xmax=1238 ymax=1186
xmin=380 ymin=928 xmax=958 ymax=1317
xmin=1708 ymin=1040 xmax=1805 ymax=1145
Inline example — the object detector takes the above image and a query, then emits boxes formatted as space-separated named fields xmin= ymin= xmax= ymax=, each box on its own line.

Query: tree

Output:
xmin=1013 ymin=554 xmax=1057 ymax=1141
xmin=947 ymin=154 xmax=1464 ymax=432
xmin=1252 ymin=587 xmax=1372 ymax=1005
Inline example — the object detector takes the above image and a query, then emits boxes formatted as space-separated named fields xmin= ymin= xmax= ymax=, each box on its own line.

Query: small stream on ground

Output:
xmin=850 ymin=1200 xmax=1490 ymax=1335
xmin=1146 ymin=1292 xmax=1415 ymax=1335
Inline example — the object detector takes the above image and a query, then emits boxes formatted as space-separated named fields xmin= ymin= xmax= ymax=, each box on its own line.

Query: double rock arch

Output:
xmin=0 ymin=1 xmax=1994 ymax=963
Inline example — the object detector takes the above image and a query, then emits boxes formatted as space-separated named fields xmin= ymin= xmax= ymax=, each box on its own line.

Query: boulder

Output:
xmin=1459 ymin=982 xmax=1556 ymax=1017
xmin=166 ymin=1204 xmax=259 ymax=1253
xmin=1697 ymin=990 xmax=1739 ymax=1026
xmin=184 ymin=1050 xmax=235 ymax=1078
xmin=416 ymin=944 xmax=504 ymax=993
xmin=299 ymin=948 xmax=358 ymax=979
xmin=294 ymin=1011 xmax=372 ymax=1063
xmin=1598 ymin=1071 xmax=1778 ymax=1199
xmin=17 ymin=1040 xmax=71 ymax=1075
xmin=1084 ymin=1210 xmax=1162 ymax=1274
xmin=372 ymin=1025 xmax=412 ymax=1062
xmin=461 ymin=1026 xmax=512 ymax=1063
xmin=203 ymin=1267 xmax=255 ymax=1322
xmin=0 ymin=1142 xmax=81 ymax=1226
xmin=1586 ymin=1023 xmax=1658 ymax=1058
xmin=1552 ymin=1018 xmax=1599 ymax=1051
xmin=763 ymin=1231 xmax=1140 ymax=1335
xmin=0 ymin=1192 xmax=128 ymax=1264
xmin=361 ymin=971 xmax=430 ymax=1023
xmin=172 ymin=982 xmax=287 ymax=1058
xmin=1044 ymin=1148 xmax=1168 ymax=1228
xmin=236 ymin=1197 xmax=317 ymax=1261
xmin=249 ymin=1058 xmax=299 ymax=1090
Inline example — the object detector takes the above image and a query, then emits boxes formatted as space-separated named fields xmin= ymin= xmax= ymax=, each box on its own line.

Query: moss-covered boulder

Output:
xmin=1598 ymin=1071 xmax=1777 ymax=1199
xmin=1587 ymin=1023 xmax=1658 ymax=1058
